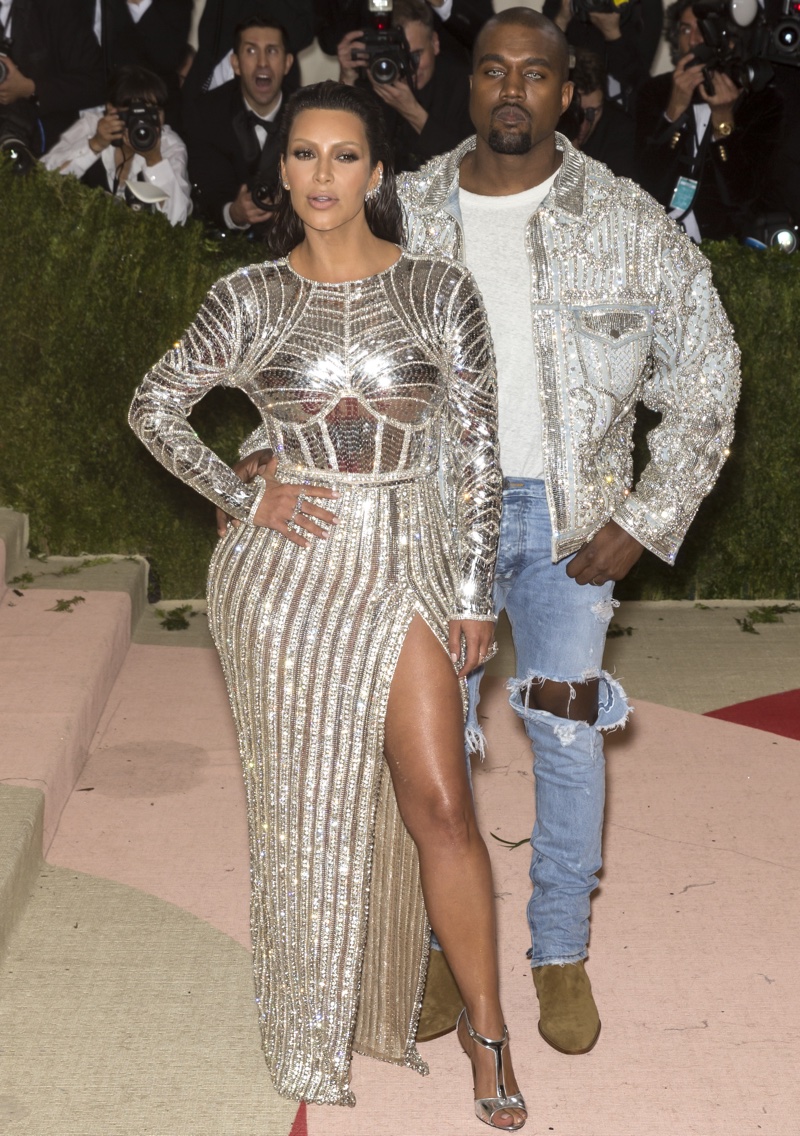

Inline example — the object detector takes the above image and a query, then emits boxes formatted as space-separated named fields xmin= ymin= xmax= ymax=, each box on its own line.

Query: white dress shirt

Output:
xmin=42 ymin=108 xmax=192 ymax=226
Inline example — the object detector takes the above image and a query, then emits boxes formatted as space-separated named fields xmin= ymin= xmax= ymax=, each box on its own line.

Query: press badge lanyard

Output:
xmin=669 ymin=103 xmax=712 ymax=235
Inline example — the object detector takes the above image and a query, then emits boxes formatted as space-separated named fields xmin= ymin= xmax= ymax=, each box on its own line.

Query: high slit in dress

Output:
xmin=129 ymin=252 xmax=501 ymax=1106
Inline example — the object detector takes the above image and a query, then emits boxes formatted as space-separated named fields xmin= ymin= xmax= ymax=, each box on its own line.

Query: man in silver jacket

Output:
xmin=401 ymin=7 xmax=741 ymax=1054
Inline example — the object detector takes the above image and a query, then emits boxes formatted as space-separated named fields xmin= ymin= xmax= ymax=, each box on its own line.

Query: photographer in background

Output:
xmin=337 ymin=0 xmax=471 ymax=172
xmin=187 ymin=16 xmax=292 ymax=233
xmin=317 ymin=0 xmax=492 ymax=61
xmin=568 ymin=47 xmax=637 ymax=178
xmin=0 ymin=0 xmax=105 ymax=154
xmin=543 ymin=0 xmax=663 ymax=110
xmin=635 ymin=0 xmax=782 ymax=241
xmin=93 ymin=0 xmax=192 ymax=129
xmin=182 ymin=0 xmax=310 ymax=106
xmin=41 ymin=64 xmax=191 ymax=226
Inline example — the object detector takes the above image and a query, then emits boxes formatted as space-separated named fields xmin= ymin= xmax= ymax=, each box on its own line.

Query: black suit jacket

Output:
xmin=380 ymin=52 xmax=472 ymax=174
xmin=581 ymin=100 xmax=638 ymax=182
xmin=182 ymin=0 xmax=313 ymax=106
xmin=10 ymin=0 xmax=104 ymax=148
xmin=187 ymin=78 xmax=284 ymax=228
xmin=100 ymin=0 xmax=191 ymax=78
xmin=636 ymin=71 xmax=783 ymax=240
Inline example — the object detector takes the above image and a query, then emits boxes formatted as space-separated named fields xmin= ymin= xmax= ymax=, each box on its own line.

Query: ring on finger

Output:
xmin=591 ymin=576 xmax=603 ymax=586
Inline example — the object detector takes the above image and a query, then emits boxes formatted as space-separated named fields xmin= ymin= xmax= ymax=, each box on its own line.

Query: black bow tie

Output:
xmin=245 ymin=110 xmax=276 ymax=137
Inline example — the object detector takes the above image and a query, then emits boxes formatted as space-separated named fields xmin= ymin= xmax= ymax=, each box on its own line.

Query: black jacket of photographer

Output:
xmin=369 ymin=52 xmax=472 ymax=174
xmin=5 ymin=0 xmax=104 ymax=149
xmin=186 ymin=77 xmax=284 ymax=230
xmin=542 ymin=0 xmax=663 ymax=109
xmin=635 ymin=71 xmax=783 ymax=240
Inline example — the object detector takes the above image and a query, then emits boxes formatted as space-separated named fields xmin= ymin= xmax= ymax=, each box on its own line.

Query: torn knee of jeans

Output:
xmin=591 ymin=596 xmax=620 ymax=623
xmin=508 ymin=669 xmax=631 ymax=737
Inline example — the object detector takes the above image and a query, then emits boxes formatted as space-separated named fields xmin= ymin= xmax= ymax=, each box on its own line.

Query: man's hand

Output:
xmin=368 ymin=75 xmax=428 ymax=133
xmin=588 ymin=11 xmax=622 ymax=40
xmin=337 ymin=29 xmax=368 ymax=86
xmin=228 ymin=183 xmax=276 ymax=228
xmin=216 ymin=449 xmax=273 ymax=535
xmin=448 ymin=619 xmax=495 ymax=680
xmin=0 ymin=56 xmax=35 ymax=104
xmin=566 ymin=519 xmax=644 ymax=586
xmin=700 ymin=68 xmax=740 ymax=131
xmin=665 ymin=54 xmax=706 ymax=121
xmin=89 ymin=106 xmax=126 ymax=153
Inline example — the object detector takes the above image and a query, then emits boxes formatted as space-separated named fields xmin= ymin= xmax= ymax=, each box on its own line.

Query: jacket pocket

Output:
xmin=571 ymin=306 xmax=652 ymax=399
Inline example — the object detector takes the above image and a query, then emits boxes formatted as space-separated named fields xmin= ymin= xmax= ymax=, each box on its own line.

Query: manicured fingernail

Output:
xmin=450 ymin=653 xmax=458 ymax=663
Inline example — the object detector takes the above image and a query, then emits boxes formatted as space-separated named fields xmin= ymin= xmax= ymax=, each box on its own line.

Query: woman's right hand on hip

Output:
xmin=251 ymin=455 xmax=340 ymax=549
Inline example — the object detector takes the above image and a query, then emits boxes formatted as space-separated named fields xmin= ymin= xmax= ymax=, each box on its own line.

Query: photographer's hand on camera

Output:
xmin=0 ymin=55 xmax=34 ymax=104
xmin=337 ymin=29 xmax=368 ymax=86
xmin=368 ymin=73 xmax=428 ymax=133
xmin=88 ymin=107 xmax=126 ymax=154
xmin=228 ymin=182 xmax=275 ymax=228
xmin=587 ymin=10 xmax=622 ymax=40
xmin=665 ymin=53 xmax=707 ymax=121
xmin=701 ymin=70 xmax=740 ymax=137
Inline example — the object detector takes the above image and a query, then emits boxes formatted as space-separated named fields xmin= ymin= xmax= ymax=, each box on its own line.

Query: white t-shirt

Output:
xmin=459 ymin=170 xmax=558 ymax=480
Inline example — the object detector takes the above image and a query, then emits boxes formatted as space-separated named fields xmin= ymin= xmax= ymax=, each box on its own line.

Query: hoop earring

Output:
xmin=365 ymin=171 xmax=383 ymax=202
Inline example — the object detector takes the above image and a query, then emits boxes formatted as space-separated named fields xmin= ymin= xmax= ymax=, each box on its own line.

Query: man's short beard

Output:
xmin=487 ymin=128 xmax=533 ymax=155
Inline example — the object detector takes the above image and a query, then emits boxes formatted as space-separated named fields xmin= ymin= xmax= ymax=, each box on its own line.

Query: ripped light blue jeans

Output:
xmin=468 ymin=478 xmax=629 ymax=967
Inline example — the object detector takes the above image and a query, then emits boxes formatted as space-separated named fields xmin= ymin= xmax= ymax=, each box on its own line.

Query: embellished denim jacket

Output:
xmin=397 ymin=134 xmax=742 ymax=564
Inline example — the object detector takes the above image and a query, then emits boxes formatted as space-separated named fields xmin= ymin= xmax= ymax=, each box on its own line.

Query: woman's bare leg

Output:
xmin=385 ymin=615 xmax=525 ymax=1129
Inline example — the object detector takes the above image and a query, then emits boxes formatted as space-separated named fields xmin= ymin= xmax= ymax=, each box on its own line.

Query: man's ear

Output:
xmin=231 ymin=51 xmax=241 ymax=78
xmin=561 ymin=80 xmax=575 ymax=114
xmin=283 ymin=53 xmax=295 ymax=78
xmin=432 ymin=32 xmax=440 ymax=57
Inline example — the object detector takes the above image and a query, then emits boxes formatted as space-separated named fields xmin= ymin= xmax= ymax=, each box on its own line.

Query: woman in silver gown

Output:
xmin=130 ymin=81 xmax=526 ymax=1130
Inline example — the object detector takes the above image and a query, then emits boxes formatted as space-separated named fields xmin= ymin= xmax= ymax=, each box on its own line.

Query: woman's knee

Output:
xmin=401 ymin=786 xmax=478 ymax=852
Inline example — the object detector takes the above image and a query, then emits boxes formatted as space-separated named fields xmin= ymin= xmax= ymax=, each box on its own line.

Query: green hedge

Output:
xmin=1 ymin=160 xmax=798 ymax=598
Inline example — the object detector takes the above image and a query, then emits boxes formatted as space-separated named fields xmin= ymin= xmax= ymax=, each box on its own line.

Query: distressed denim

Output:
xmin=468 ymin=478 xmax=629 ymax=966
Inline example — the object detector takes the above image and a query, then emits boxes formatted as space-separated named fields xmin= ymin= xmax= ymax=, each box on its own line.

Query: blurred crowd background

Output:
xmin=0 ymin=0 xmax=797 ymax=249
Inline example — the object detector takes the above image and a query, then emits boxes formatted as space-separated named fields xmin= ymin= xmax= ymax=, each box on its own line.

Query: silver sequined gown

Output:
xmin=129 ymin=253 xmax=501 ymax=1106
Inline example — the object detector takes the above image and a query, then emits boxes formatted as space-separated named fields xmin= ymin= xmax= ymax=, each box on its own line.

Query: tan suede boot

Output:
xmin=416 ymin=948 xmax=464 ymax=1042
xmin=532 ymin=960 xmax=601 ymax=1054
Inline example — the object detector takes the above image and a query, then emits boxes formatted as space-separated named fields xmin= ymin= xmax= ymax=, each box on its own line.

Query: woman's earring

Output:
xmin=365 ymin=171 xmax=383 ymax=202
xmin=282 ymin=181 xmax=290 ymax=190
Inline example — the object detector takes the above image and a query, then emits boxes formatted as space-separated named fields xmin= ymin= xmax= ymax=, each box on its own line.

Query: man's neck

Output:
xmin=459 ymin=134 xmax=562 ymax=197
xmin=243 ymin=89 xmax=282 ymax=121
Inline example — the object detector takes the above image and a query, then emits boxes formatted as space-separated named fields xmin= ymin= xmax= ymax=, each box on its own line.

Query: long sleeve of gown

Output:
xmin=129 ymin=271 xmax=266 ymax=522
xmin=439 ymin=267 xmax=502 ymax=621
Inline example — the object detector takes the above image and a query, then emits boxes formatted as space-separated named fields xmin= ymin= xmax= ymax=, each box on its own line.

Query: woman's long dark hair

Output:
xmin=265 ymin=81 xmax=404 ymax=258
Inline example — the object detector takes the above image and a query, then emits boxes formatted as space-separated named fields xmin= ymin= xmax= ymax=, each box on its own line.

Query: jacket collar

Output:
xmin=422 ymin=132 xmax=586 ymax=221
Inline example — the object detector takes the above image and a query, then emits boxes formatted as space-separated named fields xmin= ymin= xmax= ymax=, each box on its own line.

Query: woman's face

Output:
xmin=281 ymin=108 xmax=382 ymax=236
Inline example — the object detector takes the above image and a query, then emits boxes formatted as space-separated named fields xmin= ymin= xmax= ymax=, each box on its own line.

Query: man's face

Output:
xmin=232 ymin=26 xmax=293 ymax=113
xmin=676 ymin=6 xmax=704 ymax=58
xmin=401 ymin=20 xmax=439 ymax=90
xmin=575 ymin=87 xmax=603 ymax=148
xmin=470 ymin=24 xmax=573 ymax=156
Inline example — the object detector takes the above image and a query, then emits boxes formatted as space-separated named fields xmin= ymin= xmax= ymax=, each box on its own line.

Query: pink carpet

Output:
xmin=48 ymin=649 xmax=800 ymax=1136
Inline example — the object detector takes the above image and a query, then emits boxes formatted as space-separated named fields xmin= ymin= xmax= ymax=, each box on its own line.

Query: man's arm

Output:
xmin=611 ymin=217 xmax=741 ymax=564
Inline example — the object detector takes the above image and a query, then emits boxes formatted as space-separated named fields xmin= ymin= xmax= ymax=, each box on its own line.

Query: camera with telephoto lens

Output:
xmin=113 ymin=100 xmax=161 ymax=153
xmin=688 ymin=0 xmax=800 ymax=96
xmin=353 ymin=0 xmax=416 ymax=85
xmin=0 ymin=35 xmax=13 ymax=84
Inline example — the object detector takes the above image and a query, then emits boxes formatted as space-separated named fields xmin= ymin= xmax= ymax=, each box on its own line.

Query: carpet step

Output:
xmin=0 ymin=785 xmax=44 ymax=964
xmin=0 ymin=554 xmax=147 ymax=852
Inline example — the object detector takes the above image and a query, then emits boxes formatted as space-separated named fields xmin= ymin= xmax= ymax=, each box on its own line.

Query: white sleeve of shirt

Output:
xmin=434 ymin=0 xmax=454 ymax=20
xmin=223 ymin=201 xmax=251 ymax=230
xmin=143 ymin=126 xmax=193 ymax=225
xmin=40 ymin=112 xmax=105 ymax=178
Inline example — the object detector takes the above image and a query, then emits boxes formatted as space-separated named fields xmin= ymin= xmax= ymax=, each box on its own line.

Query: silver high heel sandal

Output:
xmin=458 ymin=1008 xmax=527 ymax=1131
